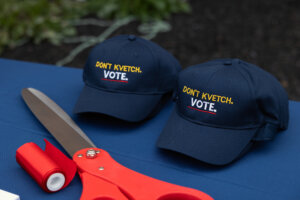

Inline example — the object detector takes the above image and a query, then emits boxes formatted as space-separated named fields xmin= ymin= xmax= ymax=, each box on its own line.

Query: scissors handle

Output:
xmin=74 ymin=148 xmax=213 ymax=200
xmin=79 ymin=172 xmax=129 ymax=200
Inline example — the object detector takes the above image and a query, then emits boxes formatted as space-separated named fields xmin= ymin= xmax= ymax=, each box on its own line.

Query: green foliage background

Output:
xmin=0 ymin=0 xmax=190 ymax=54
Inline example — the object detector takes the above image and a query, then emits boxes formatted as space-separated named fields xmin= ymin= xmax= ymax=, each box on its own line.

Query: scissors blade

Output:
xmin=21 ymin=88 xmax=96 ymax=157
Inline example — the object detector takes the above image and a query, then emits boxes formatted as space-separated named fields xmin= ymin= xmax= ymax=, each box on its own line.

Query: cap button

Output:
xmin=128 ymin=35 xmax=136 ymax=41
xmin=223 ymin=60 xmax=232 ymax=65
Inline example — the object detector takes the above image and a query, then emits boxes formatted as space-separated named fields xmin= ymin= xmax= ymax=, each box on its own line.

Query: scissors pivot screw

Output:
xmin=98 ymin=167 xmax=105 ymax=171
xmin=77 ymin=154 xmax=83 ymax=158
xmin=86 ymin=149 xmax=97 ymax=159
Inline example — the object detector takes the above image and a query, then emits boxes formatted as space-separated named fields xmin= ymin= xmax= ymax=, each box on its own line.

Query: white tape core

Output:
xmin=46 ymin=173 xmax=65 ymax=192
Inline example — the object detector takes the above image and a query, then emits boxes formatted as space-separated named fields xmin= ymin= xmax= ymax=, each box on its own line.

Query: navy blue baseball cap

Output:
xmin=73 ymin=35 xmax=181 ymax=122
xmin=157 ymin=59 xmax=289 ymax=165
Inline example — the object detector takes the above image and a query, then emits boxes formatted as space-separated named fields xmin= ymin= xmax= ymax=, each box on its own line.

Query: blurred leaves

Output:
xmin=84 ymin=0 xmax=190 ymax=21
xmin=0 ymin=0 xmax=79 ymax=53
xmin=0 ymin=0 xmax=190 ymax=54
xmin=139 ymin=21 xmax=172 ymax=40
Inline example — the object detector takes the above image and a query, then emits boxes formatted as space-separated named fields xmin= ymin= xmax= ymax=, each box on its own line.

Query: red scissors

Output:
xmin=22 ymin=88 xmax=213 ymax=200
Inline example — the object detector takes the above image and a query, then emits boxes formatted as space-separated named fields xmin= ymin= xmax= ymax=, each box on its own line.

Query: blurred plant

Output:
xmin=83 ymin=0 xmax=190 ymax=21
xmin=0 ymin=0 xmax=190 ymax=56
xmin=0 ymin=0 xmax=80 ymax=53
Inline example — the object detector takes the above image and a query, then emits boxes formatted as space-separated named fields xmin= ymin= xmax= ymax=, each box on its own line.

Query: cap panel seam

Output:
xmin=137 ymin=38 xmax=161 ymax=92
xmin=181 ymin=63 xmax=225 ymax=92
xmin=233 ymin=62 xmax=256 ymax=104
xmin=232 ymin=62 xmax=262 ymax=124
xmin=112 ymin=39 xmax=132 ymax=65
xmin=204 ymin=65 xmax=228 ymax=87
xmin=178 ymin=61 xmax=224 ymax=88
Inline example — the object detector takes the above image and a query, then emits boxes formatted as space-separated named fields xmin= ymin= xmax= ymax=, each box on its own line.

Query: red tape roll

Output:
xmin=16 ymin=139 xmax=77 ymax=192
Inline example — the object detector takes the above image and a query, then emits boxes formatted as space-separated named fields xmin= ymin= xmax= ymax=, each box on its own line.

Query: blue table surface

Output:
xmin=0 ymin=58 xmax=300 ymax=200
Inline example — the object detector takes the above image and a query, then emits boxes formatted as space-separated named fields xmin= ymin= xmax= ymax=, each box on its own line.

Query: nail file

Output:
xmin=0 ymin=189 xmax=20 ymax=200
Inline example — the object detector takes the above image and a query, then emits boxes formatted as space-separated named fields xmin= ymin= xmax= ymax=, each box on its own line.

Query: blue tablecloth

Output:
xmin=0 ymin=58 xmax=299 ymax=200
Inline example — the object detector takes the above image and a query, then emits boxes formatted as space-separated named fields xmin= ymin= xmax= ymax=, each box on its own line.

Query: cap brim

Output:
xmin=73 ymin=85 xmax=163 ymax=122
xmin=156 ymin=108 xmax=258 ymax=165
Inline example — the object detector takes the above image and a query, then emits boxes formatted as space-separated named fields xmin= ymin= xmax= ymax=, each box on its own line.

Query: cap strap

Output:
xmin=252 ymin=123 xmax=278 ymax=141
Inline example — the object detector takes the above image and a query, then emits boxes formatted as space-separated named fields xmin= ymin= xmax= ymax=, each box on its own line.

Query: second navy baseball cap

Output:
xmin=157 ymin=59 xmax=289 ymax=165
xmin=73 ymin=35 xmax=181 ymax=122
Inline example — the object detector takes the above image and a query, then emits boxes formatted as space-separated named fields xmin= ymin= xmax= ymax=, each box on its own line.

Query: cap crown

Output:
xmin=176 ymin=59 xmax=288 ymax=134
xmin=83 ymin=35 xmax=181 ymax=94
